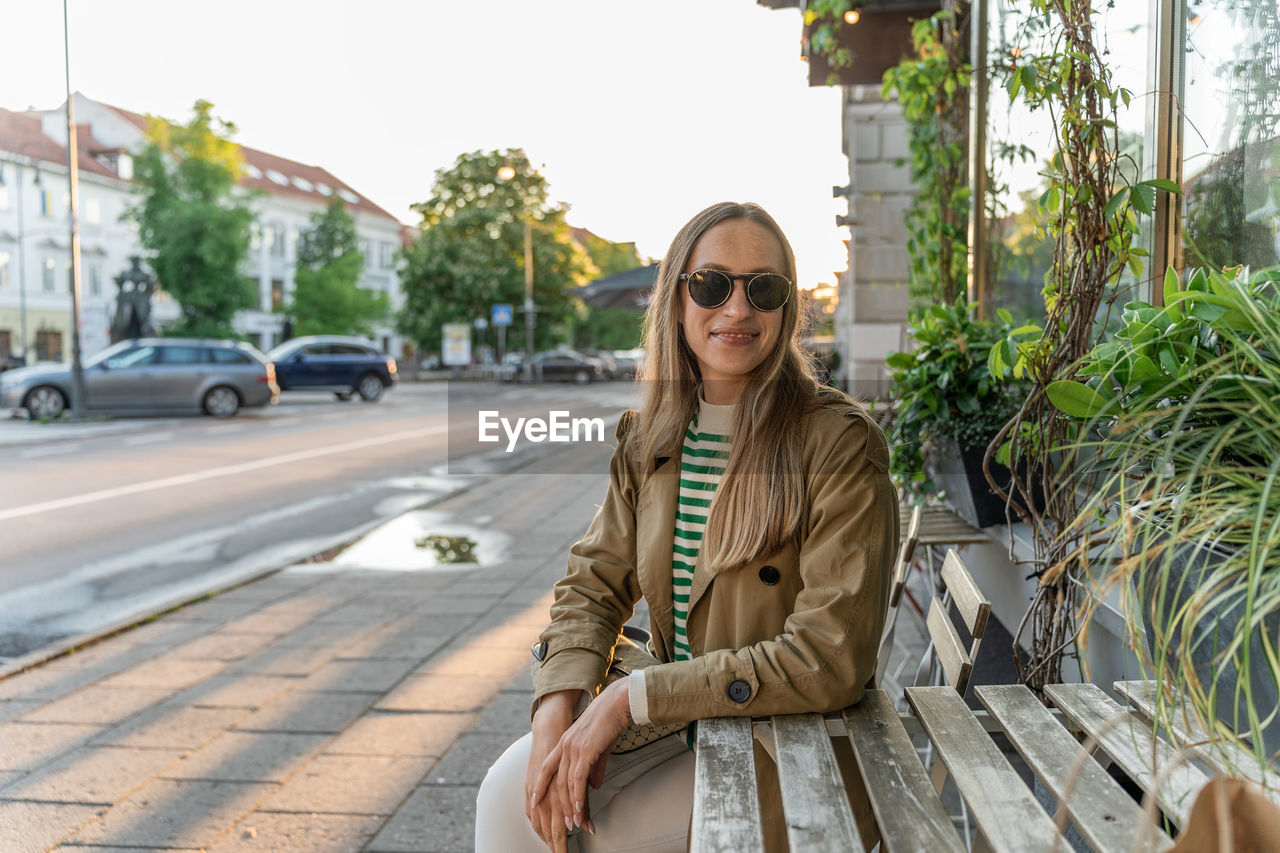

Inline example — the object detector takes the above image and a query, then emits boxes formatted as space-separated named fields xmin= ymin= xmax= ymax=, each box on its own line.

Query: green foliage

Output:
xmin=882 ymin=9 xmax=971 ymax=308
xmin=397 ymin=149 xmax=591 ymax=354
xmin=574 ymin=306 xmax=644 ymax=352
xmin=1057 ymin=266 xmax=1280 ymax=768
xmin=289 ymin=198 xmax=388 ymax=337
xmin=886 ymin=299 xmax=1032 ymax=501
xmin=578 ymin=232 xmax=643 ymax=279
xmin=128 ymin=100 xmax=256 ymax=338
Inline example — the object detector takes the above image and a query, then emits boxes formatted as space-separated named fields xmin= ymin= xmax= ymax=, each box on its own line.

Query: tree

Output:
xmin=289 ymin=198 xmax=388 ymax=337
xmin=129 ymin=100 xmax=256 ymax=337
xmin=398 ymin=149 xmax=592 ymax=355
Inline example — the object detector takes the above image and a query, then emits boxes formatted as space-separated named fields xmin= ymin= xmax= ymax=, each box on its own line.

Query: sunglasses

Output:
xmin=678 ymin=269 xmax=792 ymax=312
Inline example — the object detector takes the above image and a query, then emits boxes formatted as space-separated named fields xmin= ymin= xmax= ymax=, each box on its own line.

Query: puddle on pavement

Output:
xmin=286 ymin=509 xmax=509 ymax=573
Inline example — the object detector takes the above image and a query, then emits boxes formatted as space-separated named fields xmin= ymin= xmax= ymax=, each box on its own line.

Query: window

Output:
xmin=271 ymin=278 xmax=284 ymax=309
xmin=329 ymin=344 xmax=368 ymax=355
xmin=35 ymin=330 xmax=63 ymax=362
xmin=266 ymin=169 xmax=289 ymax=186
xmin=304 ymin=344 xmax=331 ymax=357
xmin=270 ymin=225 xmax=285 ymax=257
xmin=39 ymin=189 xmax=55 ymax=218
xmin=210 ymin=348 xmax=252 ymax=365
xmin=0 ymin=251 xmax=9 ymax=291
xmin=42 ymin=258 xmax=56 ymax=293
xmin=88 ymin=264 xmax=102 ymax=297
xmin=84 ymin=197 xmax=101 ymax=227
xmin=0 ymin=330 xmax=11 ymax=360
xmin=338 ymin=189 xmax=360 ymax=204
xmin=0 ymin=183 xmax=9 ymax=211
xmin=117 ymin=154 xmax=133 ymax=181
xmin=244 ymin=163 xmax=263 ymax=179
xmin=158 ymin=346 xmax=206 ymax=364
xmin=104 ymin=345 xmax=157 ymax=369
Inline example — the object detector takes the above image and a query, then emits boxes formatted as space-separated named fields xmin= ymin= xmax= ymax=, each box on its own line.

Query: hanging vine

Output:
xmin=985 ymin=0 xmax=1177 ymax=692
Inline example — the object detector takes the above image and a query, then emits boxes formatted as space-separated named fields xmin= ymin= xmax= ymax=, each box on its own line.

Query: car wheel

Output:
xmin=202 ymin=386 xmax=240 ymax=418
xmin=24 ymin=385 xmax=67 ymax=420
xmin=357 ymin=373 xmax=384 ymax=402
xmin=334 ymin=391 xmax=353 ymax=402
xmin=573 ymin=369 xmax=590 ymax=385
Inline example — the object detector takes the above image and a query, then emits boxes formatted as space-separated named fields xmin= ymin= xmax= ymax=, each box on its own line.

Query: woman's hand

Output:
xmin=526 ymin=691 xmax=578 ymax=852
xmin=531 ymin=678 xmax=632 ymax=835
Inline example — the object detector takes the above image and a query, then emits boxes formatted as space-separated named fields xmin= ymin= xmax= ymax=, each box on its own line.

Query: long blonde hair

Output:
xmin=633 ymin=202 xmax=852 ymax=571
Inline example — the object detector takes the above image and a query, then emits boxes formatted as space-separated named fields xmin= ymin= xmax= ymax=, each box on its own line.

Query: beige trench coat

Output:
xmin=532 ymin=397 xmax=899 ymax=850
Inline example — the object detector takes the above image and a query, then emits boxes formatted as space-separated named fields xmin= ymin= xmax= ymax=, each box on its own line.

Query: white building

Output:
xmin=0 ymin=93 xmax=405 ymax=364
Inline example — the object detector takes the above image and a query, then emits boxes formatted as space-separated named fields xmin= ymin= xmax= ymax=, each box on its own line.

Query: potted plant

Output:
xmin=1049 ymin=266 xmax=1280 ymax=767
xmin=886 ymin=298 xmax=1034 ymax=524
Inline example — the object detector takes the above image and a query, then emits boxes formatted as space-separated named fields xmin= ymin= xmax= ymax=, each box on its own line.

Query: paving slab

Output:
xmin=375 ymin=673 xmax=500 ymax=714
xmin=367 ymin=783 xmax=478 ymax=853
xmin=470 ymin=689 xmax=536 ymax=738
xmin=332 ymin=624 xmax=452 ymax=662
xmin=160 ymin=732 xmax=329 ymax=783
xmin=234 ymin=690 xmax=378 ymax=734
xmin=66 ymin=779 xmax=275 ymax=848
xmin=0 ymin=745 xmax=183 ymax=805
xmin=0 ymin=801 xmax=101 ymax=852
xmin=298 ymin=659 xmax=418 ymax=694
xmin=97 ymin=658 xmax=228 ymax=691
xmin=207 ymin=811 xmax=385 ymax=852
xmin=94 ymin=704 xmax=249 ymax=750
xmin=415 ymin=637 xmax=535 ymax=679
xmin=17 ymin=686 xmax=170 ymax=726
xmin=174 ymin=674 xmax=296 ymax=710
xmin=322 ymin=711 xmax=476 ymax=758
xmin=257 ymin=754 xmax=434 ymax=816
xmin=421 ymin=731 xmax=519 ymax=786
xmin=164 ymin=632 xmax=278 ymax=662
xmin=229 ymin=643 xmax=346 ymax=677
xmin=0 ymin=722 xmax=103 ymax=772
xmin=0 ymin=699 xmax=43 ymax=723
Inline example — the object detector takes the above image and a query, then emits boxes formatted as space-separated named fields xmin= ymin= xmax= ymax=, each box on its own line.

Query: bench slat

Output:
xmin=939 ymin=550 xmax=990 ymax=639
xmin=692 ymin=717 xmax=764 ymax=853
xmin=926 ymin=599 xmax=972 ymax=693
xmin=771 ymin=713 xmax=865 ymax=852
xmin=976 ymin=684 xmax=1173 ymax=853
xmin=844 ymin=691 xmax=965 ymax=853
xmin=906 ymin=686 xmax=1062 ymax=853
xmin=1045 ymin=682 xmax=1210 ymax=828
xmin=1114 ymin=680 xmax=1280 ymax=794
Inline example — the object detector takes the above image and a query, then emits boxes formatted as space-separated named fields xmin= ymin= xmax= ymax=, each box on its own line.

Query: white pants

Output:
xmin=475 ymin=732 xmax=694 ymax=853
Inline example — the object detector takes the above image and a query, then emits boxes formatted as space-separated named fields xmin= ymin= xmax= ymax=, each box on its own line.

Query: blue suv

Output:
xmin=267 ymin=336 xmax=398 ymax=402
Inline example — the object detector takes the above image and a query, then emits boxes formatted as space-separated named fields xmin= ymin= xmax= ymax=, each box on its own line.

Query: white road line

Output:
xmin=0 ymin=422 xmax=450 ymax=522
xmin=267 ymin=418 xmax=303 ymax=428
xmin=124 ymin=432 xmax=175 ymax=446
xmin=18 ymin=444 xmax=83 ymax=459
xmin=206 ymin=423 xmax=244 ymax=435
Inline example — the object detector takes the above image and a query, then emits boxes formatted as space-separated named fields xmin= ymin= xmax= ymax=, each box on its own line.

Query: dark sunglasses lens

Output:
xmin=749 ymin=275 xmax=790 ymax=311
xmin=688 ymin=271 xmax=732 ymax=307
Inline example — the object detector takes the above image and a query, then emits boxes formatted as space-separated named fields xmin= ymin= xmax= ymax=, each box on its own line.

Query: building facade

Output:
xmin=0 ymin=93 xmax=405 ymax=365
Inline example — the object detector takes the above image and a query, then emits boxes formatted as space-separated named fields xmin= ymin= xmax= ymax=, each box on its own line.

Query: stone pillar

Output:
xmin=837 ymin=86 xmax=914 ymax=400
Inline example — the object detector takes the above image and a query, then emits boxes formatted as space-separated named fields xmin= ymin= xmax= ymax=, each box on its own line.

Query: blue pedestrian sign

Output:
xmin=491 ymin=303 xmax=514 ymax=327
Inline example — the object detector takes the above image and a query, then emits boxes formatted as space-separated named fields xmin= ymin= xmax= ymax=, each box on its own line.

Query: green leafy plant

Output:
xmin=886 ymin=299 xmax=1032 ymax=502
xmin=882 ymin=8 xmax=972 ymax=309
xmin=1050 ymin=266 xmax=1280 ymax=769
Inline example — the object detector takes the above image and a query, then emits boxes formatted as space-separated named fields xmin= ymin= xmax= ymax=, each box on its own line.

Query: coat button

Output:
xmin=727 ymin=679 xmax=752 ymax=703
xmin=758 ymin=565 xmax=780 ymax=586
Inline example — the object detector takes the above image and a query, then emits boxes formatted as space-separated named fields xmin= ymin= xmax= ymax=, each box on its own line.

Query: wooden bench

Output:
xmin=689 ymin=679 xmax=1229 ymax=852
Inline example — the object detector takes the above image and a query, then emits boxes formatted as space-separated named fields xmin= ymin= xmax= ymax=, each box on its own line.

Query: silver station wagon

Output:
xmin=0 ymin=338 xmax=279 ymax=419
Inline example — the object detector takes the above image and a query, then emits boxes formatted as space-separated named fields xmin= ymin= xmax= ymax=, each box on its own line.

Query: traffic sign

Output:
xmin=491 ymin=303 xmax=514 ymax=327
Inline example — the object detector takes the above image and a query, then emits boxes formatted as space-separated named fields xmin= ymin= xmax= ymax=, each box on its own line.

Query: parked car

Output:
xmin=526 ymin=350 xmax=605 ymax=384
xmin=580 ymin=349 xmax=620 ymax=380
xmin=267 ymin=336 xmax=398 ymax=402
xmin=0 ymin=338 xmax=278 ymax=419
xmin=611 ymin=348 xmax=644 ymax=379
xmin=0 ymin=353 xmax=25 ymax=374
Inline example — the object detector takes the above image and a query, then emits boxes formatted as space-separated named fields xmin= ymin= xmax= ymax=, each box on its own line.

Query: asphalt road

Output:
xmin=0 ymin=380 xmax=641 ymax=660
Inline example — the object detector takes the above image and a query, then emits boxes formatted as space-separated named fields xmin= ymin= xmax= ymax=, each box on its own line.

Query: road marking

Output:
xmin=124 ymin=432 xmax=175 ymax=446
xmin=18 ymin=443 xmax=82 ymax=459
xmin=0 ymin=422 xmax=451 ymax=522
xmin=206 ymin=423 xmax=244 ymax=435
xmin=268 ymin=418 xmax=303 ymax=428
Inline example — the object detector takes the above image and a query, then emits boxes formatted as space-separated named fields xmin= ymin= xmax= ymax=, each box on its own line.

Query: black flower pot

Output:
xmin=931 ymin=438 xmax=1036 ymax=528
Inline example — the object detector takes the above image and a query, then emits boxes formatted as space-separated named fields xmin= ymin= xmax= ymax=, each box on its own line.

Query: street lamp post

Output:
xmin=63 ymin=0 xmax=87 ymax=418
xmin=497 ymin=162 xmax=537 ymax=382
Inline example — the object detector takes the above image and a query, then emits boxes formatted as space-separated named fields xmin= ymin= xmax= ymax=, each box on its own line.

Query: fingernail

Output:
xmin=574 ymin=801 xmax=582 ymax=814
xmin=565 ymin=816 xmax=573 ymax=831
xmin=587 ymin=820 xmax=596 ymax=835
xmin=573 ymin=814 xmax=581 ymax=828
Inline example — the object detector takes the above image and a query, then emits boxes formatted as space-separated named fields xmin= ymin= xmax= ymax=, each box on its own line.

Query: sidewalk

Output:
xmin=0 ymin=440 xmax=615 ymax=851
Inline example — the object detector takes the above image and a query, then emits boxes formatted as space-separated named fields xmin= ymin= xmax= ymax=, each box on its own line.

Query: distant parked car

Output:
xmin=580 ymin=349 xmax=620 ymax=380
xmin=525 ymin=350 xmax=605 ymax=384
xmin=611 ymin=348 xmax=644 ymax=379
xmin=267 ymin=336 xmax=398 ymax=402
xmin=0 ymin=338 xmax=278 ymax=419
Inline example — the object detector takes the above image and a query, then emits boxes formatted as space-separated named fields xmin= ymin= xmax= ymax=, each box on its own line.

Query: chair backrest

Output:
xmin=888 ymin=504 xmax=922 ymax=608
xmin=925 ymin=548 xmax=991 ymax=697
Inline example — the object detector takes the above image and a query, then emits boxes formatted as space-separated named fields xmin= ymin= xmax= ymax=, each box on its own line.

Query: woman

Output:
xmin=476 ymin=202 xmax=898 ymax=852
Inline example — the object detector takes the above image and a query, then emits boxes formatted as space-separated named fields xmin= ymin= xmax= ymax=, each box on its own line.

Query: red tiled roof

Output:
xmin=0 ymin=108 xmax=120 ymax=180
xmin=104 ymin=103 xmax=398 ymax=223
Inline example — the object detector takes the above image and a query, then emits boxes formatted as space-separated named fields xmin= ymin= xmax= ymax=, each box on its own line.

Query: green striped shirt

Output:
xmin=672 ymin=398 xmax=734 ymax=661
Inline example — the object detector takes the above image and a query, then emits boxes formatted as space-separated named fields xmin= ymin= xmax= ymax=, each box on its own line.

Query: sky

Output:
xmin=0 ymin=0 xmax=852 ymax=289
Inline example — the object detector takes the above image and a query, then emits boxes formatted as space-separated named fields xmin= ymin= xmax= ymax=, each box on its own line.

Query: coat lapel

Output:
xmin=636 ymin=450 xmax=680 ymax=658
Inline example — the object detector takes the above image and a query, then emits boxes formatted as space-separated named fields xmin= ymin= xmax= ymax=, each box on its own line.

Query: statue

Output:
xmin=110 ymin=256 xmax=157 ymax=343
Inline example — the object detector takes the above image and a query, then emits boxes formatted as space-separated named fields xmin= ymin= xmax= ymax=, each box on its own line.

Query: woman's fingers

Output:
xmin=530 ymin=742 xmax=562 ymax=808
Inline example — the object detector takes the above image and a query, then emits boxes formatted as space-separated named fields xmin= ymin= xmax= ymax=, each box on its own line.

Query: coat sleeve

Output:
xmin=530 ymin=413 xmax=644 ymax=714
xmin=641 ymin=414 xmax=899 ymax=723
